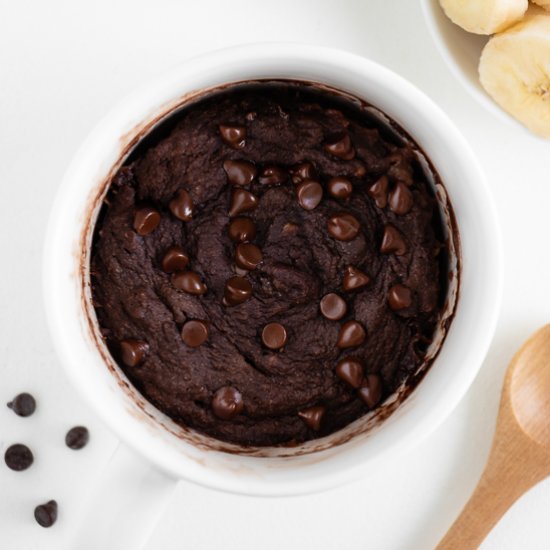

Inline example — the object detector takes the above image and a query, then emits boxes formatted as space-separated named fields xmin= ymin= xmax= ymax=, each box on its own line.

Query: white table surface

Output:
xmin=1 ymin=0 xmax=550 ymax=548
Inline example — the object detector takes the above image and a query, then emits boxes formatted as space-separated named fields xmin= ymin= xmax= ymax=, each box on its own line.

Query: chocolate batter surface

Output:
xmin=91 ymin=82 xmax=449 ymax=446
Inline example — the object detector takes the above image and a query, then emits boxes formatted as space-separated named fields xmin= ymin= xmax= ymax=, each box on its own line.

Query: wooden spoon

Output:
xmin=438 ymin=325 xmax=550 ymax=549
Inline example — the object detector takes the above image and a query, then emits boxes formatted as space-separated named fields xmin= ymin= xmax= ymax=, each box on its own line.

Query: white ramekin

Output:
xmin=43 ymin=43 xmax=502 ymax=497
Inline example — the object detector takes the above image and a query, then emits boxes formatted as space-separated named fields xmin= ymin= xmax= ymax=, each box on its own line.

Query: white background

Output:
xmin=1 ymin=1 xmax=550 ymax=549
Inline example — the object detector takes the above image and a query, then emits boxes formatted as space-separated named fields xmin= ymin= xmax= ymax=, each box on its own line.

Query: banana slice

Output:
xmin=479 ymin=8 xmax=550 ymax=139
xmin=532 ymin=0 xmax=550 ymax=11
xmin=439 ymin=0 xmax=528 ymax=34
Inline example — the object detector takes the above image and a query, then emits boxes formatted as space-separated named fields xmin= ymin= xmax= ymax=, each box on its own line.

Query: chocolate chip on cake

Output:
xmin=320 ymin=293 xmax=347 ymax=321
xmin=324 ymin=132 xmax=355 ymax=160
xmin=235 ymin=243 xmax=262 ymax=271
xmin=337 ymin=320 xmax=366 ymax=349
xmin=223 ymin=159 xmax=257 ymax=186
xmin=261 ymin=323 xmax=287 ymax=350
xmin=161 ymin=246 xmax=189 ymax=273
xmin=388 ymin=182 xmax=413 ymax=215
xmin=229 ymin=189 xmax=258 ymax=217
xmin=388 ymin=284 xmax=413 ymax=311
xmin=181 ymin=320 xmax=209 ymax=347
xmin=172 ymin=271 xmax=207 ymax=295
xmin=327 ymin=213 xmax=360 ymax=241
xmin=259 ymin=165 xmax=287 ymax=185
xmin=368 ymin=175 xmax=389 ymax=208
xmin=290 ymin=162 xmax=317 ymax=184
xmin=380 ymin=224 xmax=407 ymax=255
xmin=212 ymin=386 xmax=244 ymax=420
xmin=336 ymin=358 xmax=364 ymax=389
xmin=342 ymin=266 xmax=371 ymax=291
xmin=219 ymin=124 xmax=246 ymax=149
xmin=133 ymin=207 xmax=160 ymax=235
xmin=298 ymin=406 xmax=326 ymax=431
xmin=119 ymin=339 xmax=149 ymax=367
xmin=327 ymin=176 xmax=353 ymax=199
xmin=224 ymin=276 xmax=252 ymax=306
xmin=169 ymin=189 xmax=194 ymax=221
xmin=358 ymin=374 xmax=383 ymax=408
xmin=227 ymin=217 xmax=256 ymax=243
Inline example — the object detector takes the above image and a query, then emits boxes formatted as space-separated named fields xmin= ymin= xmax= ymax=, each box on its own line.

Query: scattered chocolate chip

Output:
xmin=169 ymin=189 xmax=194 ymax=221
xmin=181 ymin=320 xmax=208 ymax=347
xmin=327 ymin=176 xmax=353 ymax=199
xmin=4 ymin=444 xmax=33 ymax=471
xmin=388 ymin=284 xmax=412 ymax=310
xmin=227 ymin=217 xmax=257 ymax=243
xmin=337 ymin=320 xmax=366 ymax=348
xmin=342 ymin=266 xmax=371 ymax=291
xmin=34 ymin=500 xmax=58 ymax=528
xmin=212 ymin=386 xmax=244 ymax=420
xmin=7 ymin=393 xmax=36 ymax=417
xmin=380 ymin=224 xmax=407 ymax=255
xmin=65 ymin=426 xmax=89 ymax=450
xmin=161 ymin=246 xmax=189 ymax=273
xmin=229 ymin=189 xmax=258 ymax=217
xmin=261 ymin=323 xmax=287 ymax=350
xmin=290 ymin=162 xmax=317 ymax=184
xmin=296 ymin=180 xmax=323 ymax=211
xmin=327 ymin=213 xmax=360 ymax=241
xmin=224 ymin=276 xmax=252 ymax=306
xmin=368 ymin=175 xmax=389 ymax=208
xmin=119 ymin=339 xmax=149 ymax=367
xmin=259 ymin=165 xmax=287 ymax=185
xmin=388 ymin=182 xmax=413 ymax=215
xmin=319 ymin=293 xmax=347 ymax=321
xmin=172 ymin=271 xmax=207 ymax=295
xmin=358 ymin=374 xmax=383 ymax=408
xmin=298 ymin=406 xmax=326 ymax=431
xmin=324 ymin=132 xmax=355 ymax=160
xmin=336 ymin=358 xmax=364 ymax=389
xmin=223 ymin=159 xmax=257 ymax=186
xmin=133 ymin=207 xmax=160 ymax=235
xmin=219 ymin=124 xmax=246 ymax=149
xmin=235 ymin=243 xmax=262 ymax=270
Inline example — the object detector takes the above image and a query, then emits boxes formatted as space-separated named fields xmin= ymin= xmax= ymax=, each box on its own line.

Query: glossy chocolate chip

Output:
xmin=358 ymin=374 xmax=383 ymax=408
xmin=181 ymin=320 xmax=208 ymax=347
xmin=336 ymin=358 xmax=364 ymax=389
xmin=34 ymin=500 xmax=58 ymax=528
xmin=227 ymin=217 xmax=257 ymax=243
xmin=229 ymin=189 xmax=258 ymax=217
xmin=161 ymin=246 xmax=189 ymax=273
xmin=327 ymin=176 xmax=353 ymax=199
xmin=342 ymin=266 xmax=371 ymax=291
xmin=212 ymin=386 xmax=244 ymax=420
xmin=388 ymin=284 xmax=412 ymax=310
xmin=133 ymin=207 xmax=160 ymax=235
xmin=261 ymin=323 xmax=287 ymax=350
xmin=235 ymin=243 xmax=262 ymax=270
xmin=290 ymin=162 xmax=317 ymax=184
xmin=4 ymin=443 xmax=33 ymax=471
xmin=388 ymin=182 xmax=413 ymax=215
xmin=324 ymin=132 xmax=355 ymax=160
xmin=296 ymin=180 xmax=323 ymax=211
xmin=119 ymin=339 xmax=149 ymax=367
xmin=224 ymin=276 xmax=252 ymax=306
xmin=65 ymin=426 xmax=89 ymax=450
xmin=259 ymin=165 xmax=287 ymax=185
xmin=298 ymin=406 xmax=326 ymax=431
xmin=7 ymin=393 xmax=36 ymax=417
xmin=172 ymin=271 xmax=207 ymax=295
xmin=337 ymin=320 xmax=366 ymax=348
xmin=380 ymin=224 xmax=407 ymax=255
xmin=223 ymin=159 xmax=257 ymax=186
xmin=319 ymin=293 xmax=347 ymax=321
xmin=327 ymin=213 xmax=360 ymax=241
xmin=368 ymin=175 xmax=389 ymax=209
xmin=219 ymin=124 xmax=246 ymax=149
xmin=169 ymin=189 xmax=194 ymax=221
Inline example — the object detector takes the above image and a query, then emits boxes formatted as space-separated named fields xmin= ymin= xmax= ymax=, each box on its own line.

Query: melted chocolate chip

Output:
xmin=327 ymin=213 xmax=360 ymax=241
xmin=161 ymin=246 xmax=189 ymax=273
xmin=224 ymin=276 xmax=252 ymax=306
xmin=368 ymin=175 xmax=389 ymax=209
xmin=7 ymin=393 xmax=36 ymax=417
xmin=227 ymin=217 xmax=257 ymax=243
xmin=65 ymin=426 xmax=89 ymax=450
xmin=212 ymin=386 xmax=244 ymax=420
xmin=380 ymin=224 xmax=407 ymax=255
xmin=388 ymin=182 xmax=413 ymax=215
xmin=223 ymin=159 xmax=257 ymax=186
xmin=388 ymin=284 xmax=412 ymax=310
xmin=324 ymin=132 xmax=355 ymax=160
xmin=229 ymin=189 xmax=258 ymax=217
xmin=235 ymin=243 xmax=262 ymax=270
xmin=290 ymin=162 xmax=317 ymax=184
xmin=219 ymin=124 xmax=246 ymax=149
xmin=169 ymin=189 xmax=194 ymax=221
xmin=342 ymin=266 xmax=371 ymax=291
xmin=319 ymin=293 xmax=347 ymax=321
xmin=327 ymin=176 xmax=353 ymax=199
xmin=181 ymin=320 xmax=209 ymax=347
xmin=34 ymin=500 xmax=58 ymax=528
xmin=358 ymin=374 xmax=383 ymax=408
xmin=261 ymin=323 xmax=287 ymax=350
xmin=4 ymin=443 xmax=33 ymax=471
xmin=172 ymin=271 xmax=207 ymax=295
xmin=259 ymin=165 xmax=287 ymax=185
xmin=298 ymin=406 xmax=326 ymax=431
xmin=119 ymin=339 xmax=149 ymax=367
xmin=133 ymin=207 xmax=160 ymax=235
xmin=296 ymin=180 xmax=323 ymax=211
xmin=337 ymin=320 xmax=366 ymax=348
xmin=336 ymin=358 xmax=364 ymax=389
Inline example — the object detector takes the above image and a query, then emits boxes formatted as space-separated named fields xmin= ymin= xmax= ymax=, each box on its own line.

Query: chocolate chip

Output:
xmin=224 ymin=276 xmax=252 ymax=306
xmin=219 ymin=124 xmax=246 ymax=149
xmin=119 ymin=339 xmax=149 ymax=367
xmin=380 ymin=224 xmax=407 ymax=255
xmin=227 ymin=217 xmax=257 ymax=243
xmin=337 ymin=320 xmax=366 ymax=348
xmin=65 ymin=426 xmax=89 ymax=450
xmin=327 ymin=213 xmax=360 ymax=241
xmin=388 ymin=284 xmax=412 ymax=310
xmin=388 ymin=182 xmax=413 ymax=215
xmin=259 ymin=165 xmax=287 ymax=185
xmin=327 ymin=176 xmax=353 ymax=199
xmin=235 ymin=243 xmax=262 ymax=270
xmin=161 ymin=246 xmax=189 ymax=273
xmin=368 ymin=175 xmax=389 ymax=208
xmin=169 ymin=189 xmax=194 ymax=221
xmin=342 ymin=266 xmax=371 ymax=291
xmin=261 ymin=323 xmax=287 ymax=350
xmin=319 ymin=293 xmax=347 ymax=321
xmin=181 ymin=320 xmax=208 ymax=347
xmin=212 ymin=386 xmax=244 ymax=420
xmin=290 ymin=162 xmax=317 ymax=184
xmin=324 ymin=132 xmax=355 ymax=160
xmin=229 ymin=189 xmax=258 ymax=217
xmin=296 ymin=180 xmax=323 ymax=211
xmin=223 ymin=159 xmax=257 ymax=186
xmin=133 ymin=207 xmax=160 ymax=235
xmin=4 ymin=444 xmax=33 ymax=471
xmin=34 ymin=500 xmax=58 ymax=528
xmin=7 ymin=393 xmax=36 ymax=417
xmin=298 ymin=406 xmax=326 ymax=431
xmin=172 ymin=271 xmax=207 ymax=295
xmin=336 ymin=358 xmax=364 ymax=389
xmin=358 ymin=374 xmax=383 ymax=408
